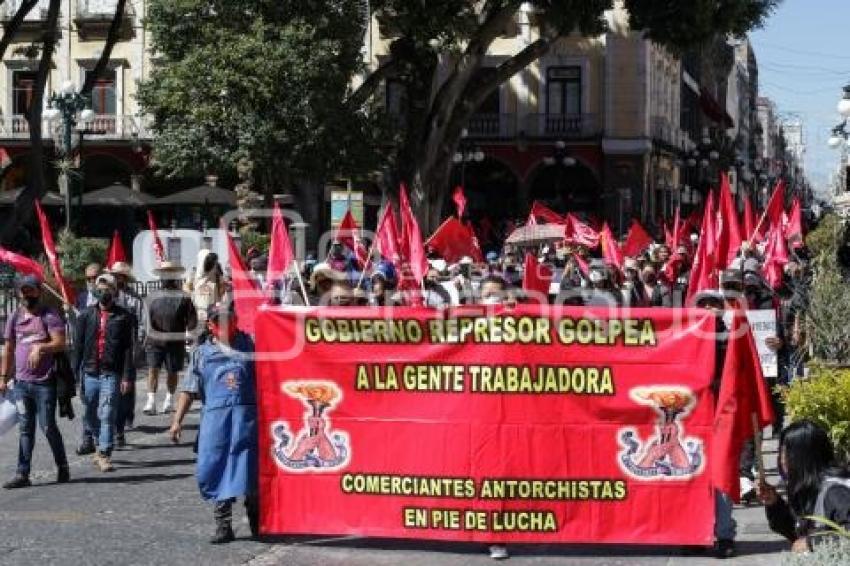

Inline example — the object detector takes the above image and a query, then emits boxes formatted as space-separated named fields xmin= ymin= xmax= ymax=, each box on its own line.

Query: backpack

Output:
xmin=812 ymin=476 xmax=850 ymax=525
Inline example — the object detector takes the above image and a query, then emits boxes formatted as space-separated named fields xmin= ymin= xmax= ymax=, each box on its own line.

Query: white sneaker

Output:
xmin=142 ymin=397 xmax=156 ymax=416
xmin=489 ymin=545 xmax=509 ymax=560
xmin=160 ymin=396 xmax=174 ymax=414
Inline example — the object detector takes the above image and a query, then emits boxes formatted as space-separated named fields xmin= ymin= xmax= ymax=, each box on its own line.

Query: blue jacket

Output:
xmin=188 ymin=332 xmax=258 ymax=501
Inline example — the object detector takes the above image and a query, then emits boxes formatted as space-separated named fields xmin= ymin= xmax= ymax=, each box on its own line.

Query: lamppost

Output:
xmin=453 ymin=128 xmax=485 ymax=188
xmin=44 ymin=80 xmax=94 ymax=231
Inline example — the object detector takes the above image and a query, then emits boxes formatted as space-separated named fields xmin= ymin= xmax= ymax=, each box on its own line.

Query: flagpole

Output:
xmin=356 ymin=240 xmax=378 ymax=290
xmin=289 ymin=261 xmax=311 ymax=306
xmin=40 ymin=282 xmax=77 ymax=315
xmin=752 ymin=412 xmax=766 ymax=485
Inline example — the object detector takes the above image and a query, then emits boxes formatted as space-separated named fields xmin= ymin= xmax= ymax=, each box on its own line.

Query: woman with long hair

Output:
xmin=758 ymin=420 xmax=850 ymax=552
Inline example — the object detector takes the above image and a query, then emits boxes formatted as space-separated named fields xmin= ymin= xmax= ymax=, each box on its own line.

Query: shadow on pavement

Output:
xmin=71 ymin=472 xmax=193 ymax=485
xmin=260 ymin=535 xmax=788 ymax=559
xmin=110 ymin=458 xmax=195 ymax=469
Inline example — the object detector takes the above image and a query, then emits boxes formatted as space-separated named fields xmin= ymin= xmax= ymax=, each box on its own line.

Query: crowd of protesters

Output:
xmin=1 ymin=184 xmax=848 ymax=558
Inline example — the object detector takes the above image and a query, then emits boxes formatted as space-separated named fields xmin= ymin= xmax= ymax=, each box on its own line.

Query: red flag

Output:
xmin=425 ymin=218 xmax=484 ymax=264
xmin=743 ymin=197 xmax=757 ymax=242
xmin=686 ymin=190 xmax=718 ymax=303
xmin=528 ymin=201 xmax=565 ymax=225
xmin=34 ymin=202 xmax=75 ymax=305
xmin=0 ymin=147 xmax=11 ymax=170
xmin=333 ymin=210 xmax=369 ymax=266
xmin=267 ymin=202 xmax=294 ymax=284
xmin=785 ymin=197 xmax=803 ymax=248
xmin=452 ymin=186 xmax=467 ymax=219
xmin=757 ymin=180 xmax=786 ymax=240
xmin=564 ymin=213 xmax=600 ymax=248
xmin=522 ymin=253 xmax=553 ymax=298
xmin=621 ymin=220 xmax=654 ymax=257
xmin=713 ymin=311 xmax=775 ymax=503
xmin=716 ymin=173 xmax=743 ymax=269
xmin=399 ymin=184 xmax=429 ymax=285
xmin=225 ymin=228 xmax=263 ymax=335
xmin=375 ymin=203 xmax=401 ymax=265
xmin=763 ymin=225 xmax=790 ymax=289
xmin=0 ymin=247 xmax=45 ymax=280
xmin=105 ymin=230 xmax=127 ymax=270
xmin=146 ymin=210 xmax=165 ymax=263
xmin=599 ymin=223 xmax=623 ymax=274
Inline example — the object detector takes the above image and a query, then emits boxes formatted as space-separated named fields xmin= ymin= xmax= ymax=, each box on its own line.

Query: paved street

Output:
xmin=0 ymin=378 xmax=788 ymax=566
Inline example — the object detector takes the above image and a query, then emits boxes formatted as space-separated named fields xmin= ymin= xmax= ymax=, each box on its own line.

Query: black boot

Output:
xmin=2 ymin=475 xmax=31 ymax=489
xmin=76 ymin=438 xmax=95 ymax=456
xmin=210 ymin=523 xmax=235 ymax=544
xmin=246 ymin=495 xmax=260 ymax=539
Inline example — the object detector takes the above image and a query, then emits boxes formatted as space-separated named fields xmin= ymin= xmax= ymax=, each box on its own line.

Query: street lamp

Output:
xmin=453 ymin=129 xmax=485 ymax=188
xmin=45 ymin=81 xmax=94 ymax=230
xmin=838 ymin=84 xmax=850 ymax=118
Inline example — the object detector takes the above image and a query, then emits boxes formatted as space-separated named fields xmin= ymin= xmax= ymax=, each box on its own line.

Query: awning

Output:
xmin=81 ymin=183 xmax=154 ymax=207
xmin=0 ymin=187 xmax=65 ymax=207
xmin=156 ymin=184 xmax=237 ymax=206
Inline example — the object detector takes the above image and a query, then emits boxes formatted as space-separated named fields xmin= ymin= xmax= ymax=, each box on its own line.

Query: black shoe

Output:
xmin=116 ymin=433 xmax=126 ymax=448
xmin=714 ymin=539 xmax=736 ymax=559
xmin=2 ymin=476 xmax=31 ymax=489
xmin=210 ymin=525 xmax=235 ymax=544
xmin=76 ymin=441 xmax=95 ymax=456
xmin=57 ymin=467 xmax=70 ymax=484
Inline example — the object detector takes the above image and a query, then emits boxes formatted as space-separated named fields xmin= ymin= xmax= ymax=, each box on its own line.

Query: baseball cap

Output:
xmin=95 ymin=273 xmax=117 ymax=289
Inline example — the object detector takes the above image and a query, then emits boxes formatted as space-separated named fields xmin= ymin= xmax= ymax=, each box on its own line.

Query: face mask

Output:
xmin=96 ymin=290 xmax=114 ymax=306
xmin=482 ymin=295 xmax=501 ymax=306
xmin=23 ymin=296 xmax=40 ymax=309
xmin=643 ymin=275 xmax=657 ymax=285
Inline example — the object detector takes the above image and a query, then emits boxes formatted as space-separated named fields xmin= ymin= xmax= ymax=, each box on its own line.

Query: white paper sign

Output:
xmin=747 ymin=310 xmax=778 ymax=378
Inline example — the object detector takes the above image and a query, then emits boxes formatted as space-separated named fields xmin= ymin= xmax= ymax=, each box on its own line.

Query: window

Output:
xmin=546 ymin=66 xmax=581 ymax=115
xmin=12 ymin=71 xmax=38 ymax=115
xmin=84 ymin=68 xmax=117 ymax=114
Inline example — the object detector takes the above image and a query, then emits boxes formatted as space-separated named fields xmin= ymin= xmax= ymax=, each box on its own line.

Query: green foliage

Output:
xmin=625 ymin=0 xmax=781 ymax=50
xmin=783 ymin=365 xmax=850 ymax=463
xmin=139 ymin=0 xmax=380 ymax=192
xmin=806 ymin=213 xmax=846 ymax=261
xmin=239 ymin=228 xmax=270 ymax=256
xmin=807 ymin=252 xmax=850 ymax=364
xmin=782 ymin=537 xmax=850 ymax=566
xmin=57 ymin=230 xmax=108 ymax=285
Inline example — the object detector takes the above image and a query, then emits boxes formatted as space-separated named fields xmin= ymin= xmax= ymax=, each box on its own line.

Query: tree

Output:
xmin=0 ymin=0 xmax=129 ymax=246
xmin=138 ymin=1 xmax=381 ymax=202
xmin=353 ymin=0 xmax=781 ymax=229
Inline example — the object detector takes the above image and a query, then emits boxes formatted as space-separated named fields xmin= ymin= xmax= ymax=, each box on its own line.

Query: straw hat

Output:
xmin=108 ymin=261 xmax=133 ymax=279
xmin=153 ymin=260 xmax=186 ymax=279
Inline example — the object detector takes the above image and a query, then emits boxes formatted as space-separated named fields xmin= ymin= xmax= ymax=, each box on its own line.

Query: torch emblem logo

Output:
xmin=618 ymin=386 xmax=704 ymax=480
xmin=271 ymin=381 xmax=350 ymax=473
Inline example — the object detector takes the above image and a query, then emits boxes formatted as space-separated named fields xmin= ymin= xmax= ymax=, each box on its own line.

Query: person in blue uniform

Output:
xmin=168 ymin=305 xmax=259 ymax=544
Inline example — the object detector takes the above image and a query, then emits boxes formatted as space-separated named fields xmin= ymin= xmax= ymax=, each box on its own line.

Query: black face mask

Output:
xmin=23 ymin=296 xmax=40 ymax=309
xmin=96 ymin=290 xmax=114 ymax=307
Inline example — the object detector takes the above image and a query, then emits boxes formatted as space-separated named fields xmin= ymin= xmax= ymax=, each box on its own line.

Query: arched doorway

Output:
xmin=81 ymin=152 xmax=132 ymax=191
xmin=528 ymin=160 xmax=602 ymax=215
xmin=449 ymin=157 xmax=520 ymax=249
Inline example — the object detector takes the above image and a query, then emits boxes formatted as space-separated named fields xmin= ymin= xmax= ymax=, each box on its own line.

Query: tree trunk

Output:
xmin=0 ymin=0 xmax=61 ymax=247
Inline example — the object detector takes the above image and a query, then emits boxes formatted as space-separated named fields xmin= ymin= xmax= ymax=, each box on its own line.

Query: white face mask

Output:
xmin=482 ymin=295 xmax=502 ymax=306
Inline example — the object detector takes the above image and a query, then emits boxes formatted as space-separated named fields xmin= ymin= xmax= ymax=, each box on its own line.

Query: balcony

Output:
xmin=651 ymin=116 xmax=683 ymax=147
xmin=523 ymin=113 xmax=600 ymax=139
xmin=0 ymin=114 xmax=152 ymax=141
xmin=465 ymin=114 xmax=516 ymax=139
xmin=75 ymin=0 xmax=134 ymax=39
xmin=1 ymin=0 xmax=50 ymax=32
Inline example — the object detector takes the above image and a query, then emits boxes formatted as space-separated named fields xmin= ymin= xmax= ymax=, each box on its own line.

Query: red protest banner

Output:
xmin=256 ymin=306 xmax=720 ymax=545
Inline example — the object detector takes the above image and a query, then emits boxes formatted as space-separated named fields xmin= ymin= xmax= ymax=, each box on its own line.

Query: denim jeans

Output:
xmin=14 ymin=379 xmax=68 ymax=477
xmin=83 ymin=373 xmax=119 ymax=455
xmin=715 ymin=490 xmax=737 ymax=541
